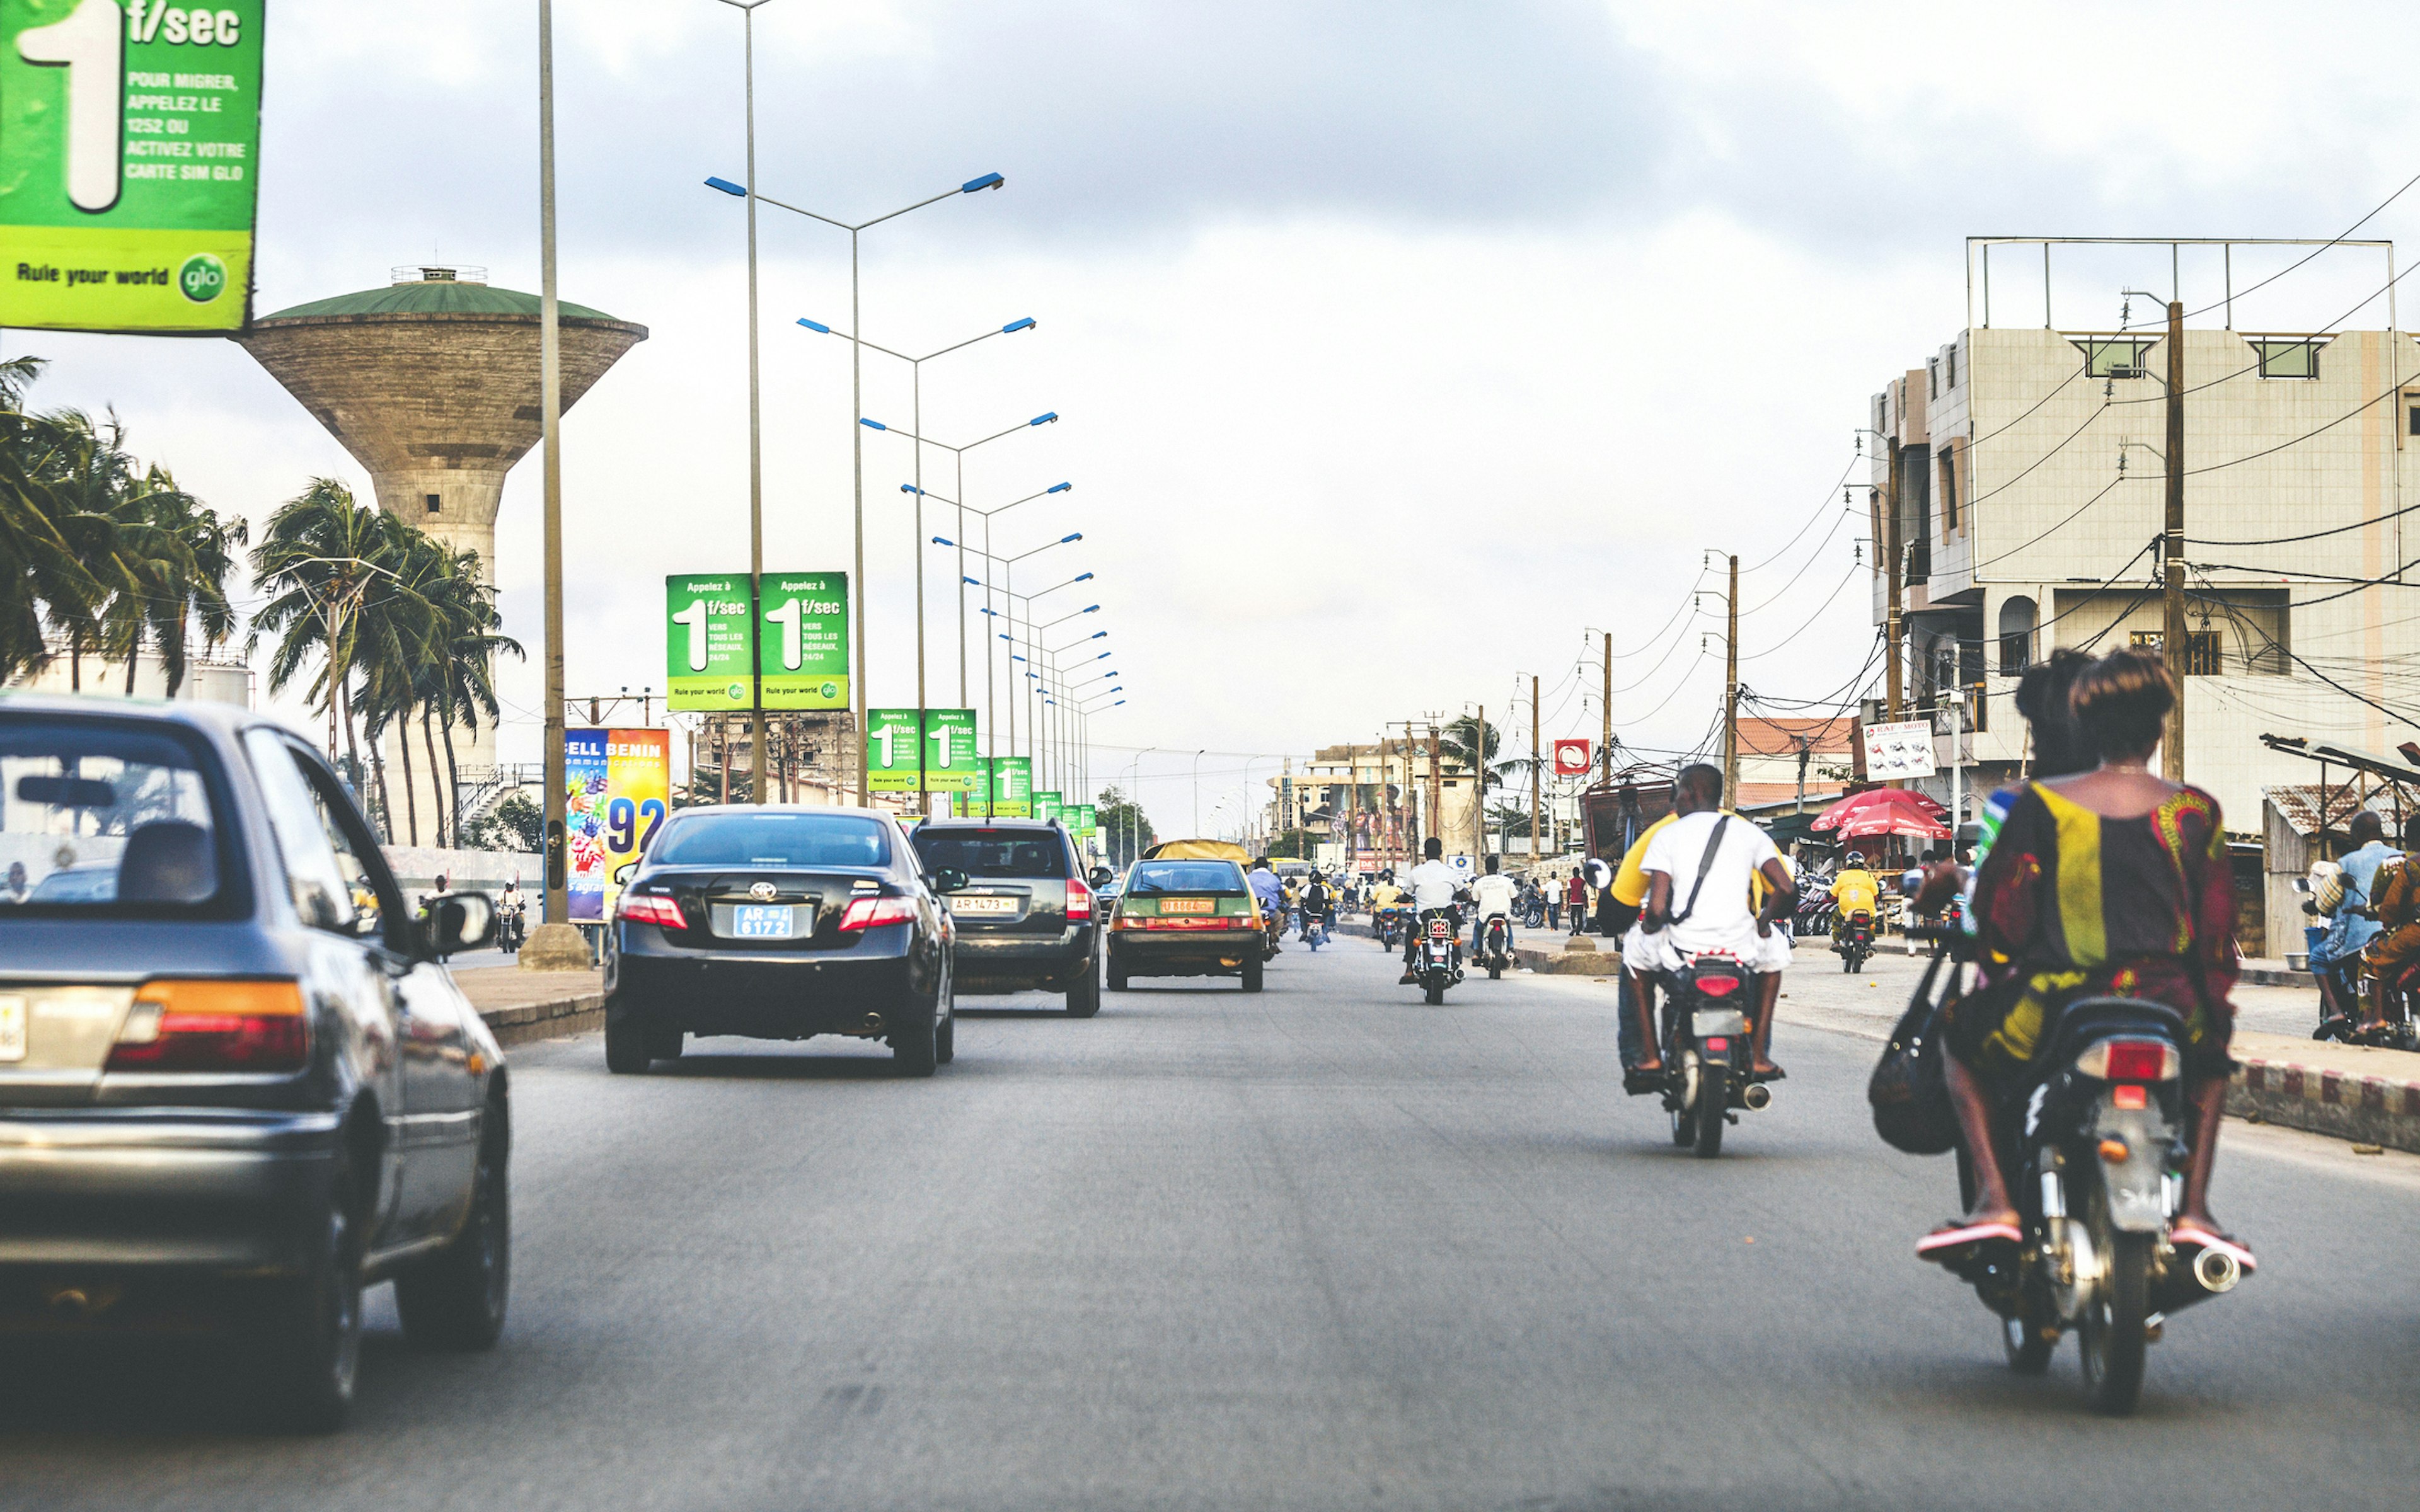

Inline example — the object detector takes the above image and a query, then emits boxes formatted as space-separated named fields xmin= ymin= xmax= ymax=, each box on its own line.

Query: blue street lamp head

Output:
xmin=1095 ymin=651 xmax=1110 ymax=660
xmin=705 ymin=176 xmax=748 ymax=197
xmin=1047 ymin=481 xmax=1071 ymax=493
xmin=1089 ymin=631 xmax=1107 ymax=640
xmin=931 ymin=536 xmax=954 ymax=546
xmin=1031 ymin=413 xmax=1059 ymax=426
xmin=962 ymin=576 xmax=981 ymax=587
xmin=1114 ymin=701 xmax=1126 ymax=707
xmin=1003 ymin=318 xmax=1036 ymax=334
xmin=860 ymin=416 xmax=886 ymax=430
xmin=1060 ymin=532 xmax=1081 ymax=544
xmin=962 ymin=172 xmax=1006 ymax=193
xmin=1012 ymin=653 xmax=1027 ymax=662
xmin=901 ymin=484 xmax=923 ymax=495
xmin=798 ymin=318 xmax=831 ymax=334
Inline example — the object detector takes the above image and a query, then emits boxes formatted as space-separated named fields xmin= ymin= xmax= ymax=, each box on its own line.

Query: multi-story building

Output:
xmin=1864 ymin=238 xmax=2419 ymax=845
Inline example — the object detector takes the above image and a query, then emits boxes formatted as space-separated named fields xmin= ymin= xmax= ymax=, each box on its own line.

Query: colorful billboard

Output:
xmin=0 ymin=1 xmax=267 ymax=333
xmin=1034 ymin=791 xmax=1063 ymax=825
xmin=665 ymin=571 xmax=850 ymax=713
xmin=864 ymin=708 xmax=978 ymax=793
xmin=563 ymin=728 xmax=670 ymax=922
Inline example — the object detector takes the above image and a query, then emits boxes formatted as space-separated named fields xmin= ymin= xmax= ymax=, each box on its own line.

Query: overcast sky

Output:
xmin=17 ymin=1 xmax=2420 ymax=835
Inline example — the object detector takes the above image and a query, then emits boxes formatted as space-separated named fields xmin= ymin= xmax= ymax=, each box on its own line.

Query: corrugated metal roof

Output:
xmin=2263 ymin=784 xmax=2394 ymax=837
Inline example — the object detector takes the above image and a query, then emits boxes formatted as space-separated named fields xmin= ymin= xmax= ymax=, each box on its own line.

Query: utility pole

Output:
xmin=1473 ymin=706 xmax=1487 ymax=864
xmin=1884 ymin=441 xmax=1904 ymax=721
xmin=1530 ymin=675 xmax=1543 ymax=869
xmin=2162 ymin=297 xmax=2187 ymax=782
xmin=1599 ymin=630 xmax=1613 ymax=789
xmin=1722 ymin=553 xmax=1740 ymax=811
xmin=1427 ymin=723 xmax=1444 ymax=858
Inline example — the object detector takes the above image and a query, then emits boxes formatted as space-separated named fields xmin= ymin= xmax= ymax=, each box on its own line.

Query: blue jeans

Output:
xmin=1617 ymin=968 xmax=1642 ymax=1067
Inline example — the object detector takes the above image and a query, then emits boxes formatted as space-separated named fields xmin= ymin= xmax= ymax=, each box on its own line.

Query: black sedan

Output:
xmin=601 ymin=805 xmax=960 ymax=1075
xmin=0 ymin=696 xmax=507 ymax=1431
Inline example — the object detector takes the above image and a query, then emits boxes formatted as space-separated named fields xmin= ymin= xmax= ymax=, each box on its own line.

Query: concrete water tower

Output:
xmin=238 ymin=265 xmax=647 ymax=845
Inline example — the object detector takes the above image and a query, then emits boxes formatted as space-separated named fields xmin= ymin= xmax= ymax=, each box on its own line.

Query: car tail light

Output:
xmin=1066 ymin=876 xmax=1092 ymax=922
xmin=2075 ymin=1037 xmax=2181 ymax=1082
xmin=1695 ymin=975 xmax=1741 ymax=998
xmin=619 ymin=892 xmax=688 ymax=931
xmin=105 ymin=980 xmax=309 ymax=1074
xmin=839 ymin=896 xmax=918 ymax=932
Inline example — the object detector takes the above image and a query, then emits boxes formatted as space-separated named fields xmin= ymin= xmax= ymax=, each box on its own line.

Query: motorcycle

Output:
xmin=1299 ymin=905 xmax=1330 ymax=951
xmin=1947 ymin=983 xmax=2247 ymax=1416
xmin=498 ymin=895 xmax=528 ymax=953
xmin=1261 ymin=900 xmax=1286 ymax=959
xmin=1478 ymin=914 xmax=1512 ymax=980
xmin=1414 ymin=903 xmax=1464 ymax=1005
xmin=1835 ymin=909 xmax=1875 ymax=973
xmin=2315 ymin=956 xmax=2420 ymax=1050
xmin=1374 ymin=904 xmax=1409 ymax=951
xmin=1654 ymin=951 xmax=1771 ymax=1157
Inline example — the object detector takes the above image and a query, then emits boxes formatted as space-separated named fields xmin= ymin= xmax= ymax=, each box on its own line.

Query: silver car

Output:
xmin=0 ymin=696 xmax=507 ymax=1430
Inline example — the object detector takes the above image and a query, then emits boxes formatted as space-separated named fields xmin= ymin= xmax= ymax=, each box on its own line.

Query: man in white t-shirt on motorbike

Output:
xmin=1632 ymin=764 xmax=1797 ymax=1079
xmin=1469 ymin=854 xmax=1520 ymax=962
xmin=1398 ymin=837 xmax=1465 ymax=983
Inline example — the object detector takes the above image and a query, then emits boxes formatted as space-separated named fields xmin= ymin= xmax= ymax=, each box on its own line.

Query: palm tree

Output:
xmin=427 ymin=554 xmax=520 ymax=846
xmin=100 ymin=465 xmax=245 ymax=696
xmin=1441 ymin=714 xmax=1525 ymax=803
xmin=249 ymin=479 xmax=409 ymax=773
xmin=0 ymin=358 xmax=113 ymax=682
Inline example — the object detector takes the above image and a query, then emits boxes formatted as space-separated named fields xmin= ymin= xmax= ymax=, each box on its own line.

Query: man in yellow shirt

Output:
xmin=1829 ymin=852 xmax=1881 ymax=949
xmin=1609 ymin=811 xmax=1681 ymax=1077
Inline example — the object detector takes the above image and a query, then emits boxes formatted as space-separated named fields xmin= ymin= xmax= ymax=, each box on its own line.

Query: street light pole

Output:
xmin=538 ymin=0 xmax=567 ymax=924
xmin=711 ymin=0 xmax=775 ymax=805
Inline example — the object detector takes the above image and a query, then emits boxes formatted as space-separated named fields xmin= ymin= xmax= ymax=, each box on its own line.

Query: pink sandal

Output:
xmin=1916 ymin=1218 xmax=2022 ymax=1264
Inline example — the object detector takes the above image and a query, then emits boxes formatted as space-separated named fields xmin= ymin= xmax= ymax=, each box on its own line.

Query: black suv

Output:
xmin=909 ymin=819 xmax=1104 ymax=1016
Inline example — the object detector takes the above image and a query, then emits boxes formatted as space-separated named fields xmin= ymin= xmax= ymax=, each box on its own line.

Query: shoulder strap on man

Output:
xmin=1665 ymin=816 xmax=1731 ymax=927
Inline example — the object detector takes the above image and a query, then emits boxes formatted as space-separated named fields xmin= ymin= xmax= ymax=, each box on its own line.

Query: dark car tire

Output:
xmin=396 ymin=1095 xmax=510 ymax=1353
xmin=1107 ymin=954 xmax=1129 ymax=992
xmin=604 ymin=1012 xmax=652 ymax=1075
xmin=1242 ymin=956 xmax=1264 ymax=993
xmin=258 ymin=1139 xmax=364 ymax=1433
xmin=646 ymin=1024 xmax=685 ymax=1061
xmin=892 ymin=1002 xmax=940 ymax=1077
xmin=936 ymin=988 xmax=956 ymax=1065
xmin=1066 ymin=958 xmax=1102 ymax=1017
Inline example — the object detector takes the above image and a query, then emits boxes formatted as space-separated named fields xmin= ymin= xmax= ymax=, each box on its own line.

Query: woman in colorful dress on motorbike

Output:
xmin=1920 ymin=647 xmax=2252 ymax=1274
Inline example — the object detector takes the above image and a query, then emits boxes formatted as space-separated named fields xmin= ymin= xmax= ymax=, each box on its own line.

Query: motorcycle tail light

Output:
xmin=1703 ymin=1036 xmax=1731 ymax=1053
xmin=1695 ymin=975 xmax=1741 ymax=997
xmin=2111 ymin=1084 xmax=2148 ymax=1110
xmin=105 ymin=980 xmax=309 ymax=1074
xmin=2075 ymin=1038 xmax=2181 ymax=1082
xmin=1065 ymin=876 xmax=1092 ymax=922
xmin=839 ymin=896 xmax=918 ymax=932
xmin=619 ymin=892 xmax=688 ymax=931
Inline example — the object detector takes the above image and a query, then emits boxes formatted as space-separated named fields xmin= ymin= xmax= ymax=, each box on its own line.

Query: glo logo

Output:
xmin=819 ymin=682 xmax=839 ymax=699
xmin=176 ymin=253 xmax=226 ymax=304
xmin=725 ymin=682 xmax=746 ymax=701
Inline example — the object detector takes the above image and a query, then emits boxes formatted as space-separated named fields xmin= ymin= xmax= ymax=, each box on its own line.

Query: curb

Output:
xmin=2229 ymin=1049 xmax=2420 ymax=1154
xmin=478 ymin=991 xmax=605 ymax=1048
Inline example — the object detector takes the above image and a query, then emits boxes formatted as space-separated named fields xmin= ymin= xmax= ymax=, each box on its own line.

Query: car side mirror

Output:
xmin=418 ymin=890 xmax=498 ymax=959
xmin=612 ymin=862 xmax=637 ymax=886
xmin=932 ymin=868 xmax=969 ymax=894
xmin=1090 ymin=866 xmax=1113 ymax=888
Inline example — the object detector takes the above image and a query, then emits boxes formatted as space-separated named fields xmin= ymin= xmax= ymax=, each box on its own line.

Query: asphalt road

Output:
xmin=6 ymin=933 xmax=2418 ymax=1511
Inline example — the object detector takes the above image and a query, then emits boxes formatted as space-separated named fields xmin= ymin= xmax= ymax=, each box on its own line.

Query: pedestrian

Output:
xmin=1565 ymin=868 xmax=1588 ymax=935
xmin=1545 ymin=875 xmax=1562 ymax=931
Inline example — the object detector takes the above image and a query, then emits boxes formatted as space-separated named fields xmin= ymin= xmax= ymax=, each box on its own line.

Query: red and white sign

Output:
xmin=1552 ymin=739 xmax=1593 ymax=777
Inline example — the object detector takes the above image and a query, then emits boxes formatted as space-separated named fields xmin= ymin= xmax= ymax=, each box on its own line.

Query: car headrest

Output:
xmin=117 ymin=821 xmax=217 ymax=904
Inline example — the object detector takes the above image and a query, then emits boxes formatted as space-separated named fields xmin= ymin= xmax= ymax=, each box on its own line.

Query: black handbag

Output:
xmin=1868 ymin=947 xmax=1961 ymax=1155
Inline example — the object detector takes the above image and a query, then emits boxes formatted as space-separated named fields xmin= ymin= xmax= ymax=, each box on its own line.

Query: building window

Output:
xmin=425 ymin=493 xmax=442 ymax=515
xmin=2130 ymin=628 xmax=2222 ymax=677
xmin=2407 ymin=399 xmax=2420 ymax=437
xmin=2254 ymin=339 xmax=2320 ymax=379
xmin=1998 ymin=595 xmax=2037 ymax=673
xmin=1945 ymin=343 xmax=1956 ymax=391
xmin=1939 ymin=446 xmax=1959 ymax=533
xmin=2074 ymin=336 xmax=2152 ymax=378
xmin=1928 ymin=358 xmax=1939 ymax=399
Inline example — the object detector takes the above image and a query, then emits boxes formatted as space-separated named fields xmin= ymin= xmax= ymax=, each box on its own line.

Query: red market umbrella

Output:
xmin=1811 ymin=788 xmax=1953 ymax=842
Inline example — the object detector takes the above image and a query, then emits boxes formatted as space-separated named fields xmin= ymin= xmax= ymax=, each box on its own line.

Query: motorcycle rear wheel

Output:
xmin=1424 ymin=980 xmax=1444 ymax=1005
xmin=2078 ymin=1184 xmax=2152 ymax=1416
xmin=1693 ymin=1065 xmax=1727 ymax=1158
xmin=2002 ymin=1291 xmax=2058 ymax=1375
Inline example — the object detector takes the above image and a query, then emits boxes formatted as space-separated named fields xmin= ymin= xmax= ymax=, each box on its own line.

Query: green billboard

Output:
xmin=1069 ymin=803 xmax=1097 ymax=837
xmin=666 ymin=571 xmax=849 ymax=713
xmin=865 ymin=708 xmax=978 ymax=793
xmin=1034 ymin=791 xmax=1063 ymax=824
xmin=978 ymin=756 xmax=1031 ymax=816
xmin=0 ymin=1 xmax=266 ymax=333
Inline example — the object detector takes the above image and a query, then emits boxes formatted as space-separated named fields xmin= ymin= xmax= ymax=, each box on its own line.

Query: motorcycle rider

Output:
xmin=2356 ymin=813 xmax=2420 ymax=1037
xmin=1248 ymin=857 xmax=1286 ymax=952
xmin=1629 ymin=764 xmax=1796 ymax=1080
xmin=1470 ymin=854 xmax=1519 ymax=963
xmin=1300 ymin=871 xmax=1335 ymax=948
xmin=499 ymin=875 xmax=526 ymax=950
xmin=1398 ymin=837 xmax=1463 ymax=984
xmin=1829 ymin=851 xmax=1881 ymax=951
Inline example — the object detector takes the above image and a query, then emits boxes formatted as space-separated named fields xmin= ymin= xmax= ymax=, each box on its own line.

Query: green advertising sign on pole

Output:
xmin=865 ymin=709 xmax=978 ymax=793
xmin=664 ymin=574 xmax=756 ymax=712
xmin=1070 ymin=803 xmax=1097 ymax=838
xmin=758 ymin=572 xmax=849 ymax=711
xmin=0 ymin=1 xmax=266 ymax=334
xmin=667 ymin=571 xmax=850 ymax=713
xmin=980 ymin=756 xmax=1032 ymax=818
xmin=1034 ymin=791 xmax=1063 ymax=825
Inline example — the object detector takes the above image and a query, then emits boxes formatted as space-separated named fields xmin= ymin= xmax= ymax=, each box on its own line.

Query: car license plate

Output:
xmin=730 ymin=905 xmax=794 ymax=939
xmin=1161 ymin=898 xmax=1213 ymax=914
xmin=0 ymin=997 xmax=22 ymax=1062
xmin=954 ymin=896 xmax=1018 ymax=915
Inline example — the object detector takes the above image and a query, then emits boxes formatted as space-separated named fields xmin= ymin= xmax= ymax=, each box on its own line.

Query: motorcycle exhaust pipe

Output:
xmin=862 ymin=1012 xmax=886 ymax=1035
xmin=2191 ymin=1246 xmax=2242 ymax=1295
xmin=1740 ymin=1083 xmax=1772 ymax=1111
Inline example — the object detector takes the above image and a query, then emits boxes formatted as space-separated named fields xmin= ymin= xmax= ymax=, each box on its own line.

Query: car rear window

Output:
xmin=911 ymin=828 xmax=1069 ymax=880
xmin=0 ymin=718 xmax=234 ymax=915
xmin=1126 ymin=861 xmax=1245 ymax=895
xmin=651 ymin=811 xmax=892 ymax=869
